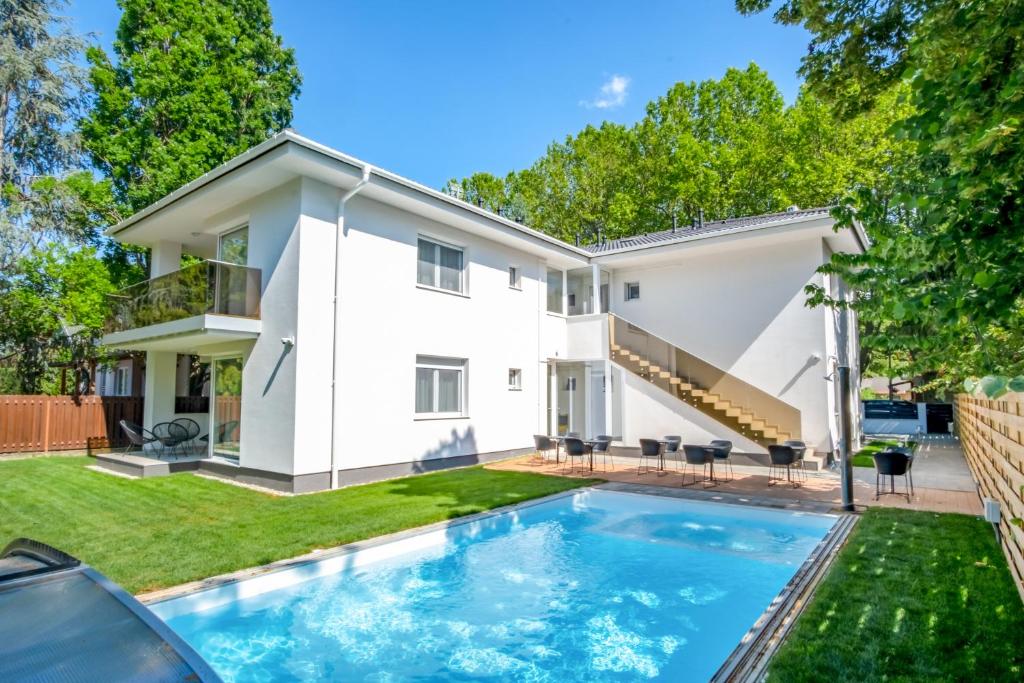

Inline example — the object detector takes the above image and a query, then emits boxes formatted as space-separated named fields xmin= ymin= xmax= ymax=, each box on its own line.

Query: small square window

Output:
xmin=509 ymin=266 xmax=521 ymax=289
xmin=624 ymin=282 xmax=640 ymax=301
xmin=508 ymin=368 xmax=522 ymax=391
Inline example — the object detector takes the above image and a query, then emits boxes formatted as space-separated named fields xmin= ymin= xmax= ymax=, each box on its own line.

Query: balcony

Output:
xmin=103 ymin=260 xmax=262 ymax=352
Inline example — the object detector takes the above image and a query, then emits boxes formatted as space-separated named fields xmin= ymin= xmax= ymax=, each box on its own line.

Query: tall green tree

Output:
xmin=0 ymin=0 xmax=91 ymax=271
xmin=81 ymin=0 xmax=302 ymax=215
xmin=454 ymin=64 xmax=904 ymax=246
xmin=741 ymin=0 xmax=1024 ymax=391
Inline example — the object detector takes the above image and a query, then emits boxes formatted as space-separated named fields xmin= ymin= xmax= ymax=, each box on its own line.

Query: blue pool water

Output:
xmin=155 ymin=489 xmax=835 ymax=682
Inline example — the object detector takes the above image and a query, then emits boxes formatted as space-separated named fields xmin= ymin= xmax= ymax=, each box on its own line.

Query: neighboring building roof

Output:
xmin=584 ymin=208 xmax=835 ymax=255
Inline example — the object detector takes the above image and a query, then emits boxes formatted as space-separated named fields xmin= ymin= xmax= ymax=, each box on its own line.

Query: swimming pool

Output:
xmin=153 ymin=488 xmax=837 ymax=682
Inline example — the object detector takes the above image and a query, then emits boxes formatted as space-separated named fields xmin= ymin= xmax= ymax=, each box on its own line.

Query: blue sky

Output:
xmin=67 ymin=1 xmax=810 ymax=189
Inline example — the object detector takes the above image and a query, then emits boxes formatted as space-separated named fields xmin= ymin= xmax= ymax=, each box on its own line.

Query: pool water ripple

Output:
xmin=157 ymin=490 xmax=835 ymax=682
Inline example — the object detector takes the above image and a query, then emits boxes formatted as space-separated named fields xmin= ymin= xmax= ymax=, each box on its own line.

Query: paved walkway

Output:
xmin=489 ymin=436 xmax=982 ymax=516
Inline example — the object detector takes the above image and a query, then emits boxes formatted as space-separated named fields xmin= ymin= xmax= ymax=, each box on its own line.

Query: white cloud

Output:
xmin=581 ymin=74 xmax=631 ymax=109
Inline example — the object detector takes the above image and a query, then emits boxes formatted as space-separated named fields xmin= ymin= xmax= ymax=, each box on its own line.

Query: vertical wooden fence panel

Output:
xmin=0 ymin=395 xmax=144 ymax=454
xmin=957 ymin=392 xmax=1024 ymax=599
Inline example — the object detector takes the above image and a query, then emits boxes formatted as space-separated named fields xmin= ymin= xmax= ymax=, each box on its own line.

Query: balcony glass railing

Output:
xmin=105 ymin=260 xmax=261 ymax=334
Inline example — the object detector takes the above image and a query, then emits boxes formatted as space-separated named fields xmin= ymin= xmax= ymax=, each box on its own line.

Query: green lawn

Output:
xmin=852 ymin=439 xmax=915 ymax=468
xmin=768 ymin=508 xmax=1024 ymax=682
xmin=0 ymin=456 xmax=592 ymax=594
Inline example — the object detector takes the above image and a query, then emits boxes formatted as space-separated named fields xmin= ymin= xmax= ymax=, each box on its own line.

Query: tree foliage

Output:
xmin=81 ymin=0 xmax=302 ymax=214
xmin=0 ymin=0 xmax=91 ymax=270
xmin=451 ymin=64 xmax=908 ymax=245
xmin=742 ymin=0 xmax=1024 ymax=391
xmin=0 ymin=246 xmax=114 ymax=393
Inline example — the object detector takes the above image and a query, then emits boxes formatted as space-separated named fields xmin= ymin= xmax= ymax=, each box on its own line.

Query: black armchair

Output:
xmin=533 ymin=434 xmax=556 ymax=464
xmin=637 ymin=438 xmax=663 ymax=475
xmin=681 ymin=444 xmax=715 ymax=488
xmin=562 ymin=437 xmax=591 ymax=473
xmin=119 ymin=420 xmax=157 ymax=454
xmin=709 ymin=439 xmax=734 ymax=481
xmin=873 ymin=450 xmax=912 ymax=502
xmin=768 ymin=444 xmax=799 ymax=487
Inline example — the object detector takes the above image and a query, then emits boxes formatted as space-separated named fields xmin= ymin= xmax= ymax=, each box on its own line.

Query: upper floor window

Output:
xmin=417 ymin=237 xmax=464 ymax=293
xmin=508 ymin=368 xmax=522 ymax=390
xmin=509 ymin=266 xmax=521 ymax=290
xmin=219 ymin=225 xmax=248 ymax=265
xmin=546 ymin=267 xmax=563 ymax=313
xmin=624 ymin=282 xmax=640 ymax=301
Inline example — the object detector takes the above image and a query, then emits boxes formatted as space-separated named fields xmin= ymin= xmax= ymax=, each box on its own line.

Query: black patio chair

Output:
xmin=172 ymin=418 xmax=201 ymax=454
xmin=709 ymin=439 xmax=734 ymax=481
xmin=873 ymin=450 xmax=912 ymax=503
xmin=783 ymin=439 xmax=808 ymax=477
xmin=681 ymin=444 xmax=714 ymax=488
xmin=768 ymin=444 xmax=799 ymax=487
xmin=151 ymin=421 xmax=190 ymax=459
xmin=118 ymin=420 xmax=158 ymax=454
xmin=637 ymin=438 xmax=663 ymax=475
xmin=533 ymin=434 xmax=557 ymax=465
xmin=591 ymin=438 xmax=612 ymax=472
xmin=562 ymin=437 xmax=591 ymax=474
xmin=663 ymin=435 xmax=682 ymax=471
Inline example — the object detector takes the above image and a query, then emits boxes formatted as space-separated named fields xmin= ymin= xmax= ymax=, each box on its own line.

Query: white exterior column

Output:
xmin=549 ymin=361 xmax=558 ymax=434
xmin=604 ymin=359 xmax=615 ymax=437
xmin=591 ymin=264 xmax=601 ymax=315
xmin=150 ymin=240 xmax=182 ymax=277
xmin=143 ymin=351 xmax=178 ymax=432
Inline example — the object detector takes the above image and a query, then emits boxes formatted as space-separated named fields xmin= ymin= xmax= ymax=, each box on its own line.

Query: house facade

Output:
xmin=101 ymin=131 xmax=864 ymax=493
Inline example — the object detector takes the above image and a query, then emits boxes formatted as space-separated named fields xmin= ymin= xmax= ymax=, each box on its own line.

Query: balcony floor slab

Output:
xmin=102 ymin=314 xmax=260 ymax=352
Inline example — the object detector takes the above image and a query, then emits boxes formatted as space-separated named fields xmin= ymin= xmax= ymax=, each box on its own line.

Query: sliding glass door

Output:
xmin=211 ymin=356 xmax=243 ymax=461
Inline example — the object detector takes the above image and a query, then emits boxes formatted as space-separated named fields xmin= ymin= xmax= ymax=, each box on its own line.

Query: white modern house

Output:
xmin=100 ymin=130 xmax=864 ymax=492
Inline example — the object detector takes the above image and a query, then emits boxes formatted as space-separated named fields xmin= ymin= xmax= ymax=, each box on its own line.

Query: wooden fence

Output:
xmin=957 ymin=392 xmax=1024 ymax=596
xmin=0 ymin=395 xmax=144 ymax=454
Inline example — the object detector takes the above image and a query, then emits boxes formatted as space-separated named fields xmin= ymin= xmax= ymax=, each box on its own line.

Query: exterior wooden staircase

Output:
xmin=608 ymin=315 xmax=800 ymax=448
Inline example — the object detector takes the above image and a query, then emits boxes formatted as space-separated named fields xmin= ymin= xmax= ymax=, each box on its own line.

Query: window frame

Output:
xmin=414 ymin=355 xmax=468 ymax=418
xmin=114 ymin=367 xmax=129 ymax=396
xmin=508 ymin=368 xmax=522 ymax=391
xmin=217 ymin=224 xmax=249 ymax=266
xmin=546 ymin=267 xmax=564 ymax=314
xmin=624 ymin=281 xmax=640 ymax=301
xmin=416 ymin=236 xmax=466 ymax=295
xmin=508 ymin=265 xmax=521 ymax=290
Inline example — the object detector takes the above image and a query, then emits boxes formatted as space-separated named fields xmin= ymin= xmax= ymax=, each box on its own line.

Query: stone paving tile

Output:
xmin=488 ymin=453 xmax=982 ymax=516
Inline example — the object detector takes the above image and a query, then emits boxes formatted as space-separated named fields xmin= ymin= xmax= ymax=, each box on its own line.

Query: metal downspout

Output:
xmin=330 ymin=165 xmax=372 ymax=489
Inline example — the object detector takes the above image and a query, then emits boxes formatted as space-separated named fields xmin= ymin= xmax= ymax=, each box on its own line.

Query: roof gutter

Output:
xmin=329 ymin=164 xmax=372 ymax=490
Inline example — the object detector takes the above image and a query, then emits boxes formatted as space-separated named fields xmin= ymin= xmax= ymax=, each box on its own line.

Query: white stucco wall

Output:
xmin=603 ymin=233 xmax=833 ymax=452
xmin=213 ymin=181 xmax=303 ymax=475
xmin=331 ymin=193 xmax=577 ymax=471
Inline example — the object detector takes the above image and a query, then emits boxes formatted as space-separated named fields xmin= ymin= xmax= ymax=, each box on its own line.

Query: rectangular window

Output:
xmin=546 ymin=267 xmax=563 ymax=313
xmin=415 ymin=355 xmax=466 ymax=416
xmin=114 ymin=367 xmax=129 ymax=396
xmin=624 ymin=282 xmax=640 ymax=301
xmin=508 ymin=368 xmax=522 ymax=390
xmin=417 ymin=237 xmax=464 ymax=293
xmin=218 ymin=225 xmax=248 ymax=266
xmin=509 ymin=266 xmax=521 ymax=290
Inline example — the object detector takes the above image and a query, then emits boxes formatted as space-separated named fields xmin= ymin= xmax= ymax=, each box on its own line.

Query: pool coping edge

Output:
xmin=710 ymin=510 xmax=860 ymax=682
